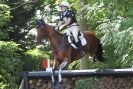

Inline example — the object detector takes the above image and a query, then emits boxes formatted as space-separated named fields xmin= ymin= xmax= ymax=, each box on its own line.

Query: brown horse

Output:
xmin=35 ymin=19 xmax=105 ymax=70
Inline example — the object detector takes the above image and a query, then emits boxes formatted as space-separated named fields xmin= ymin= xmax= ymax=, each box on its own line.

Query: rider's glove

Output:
xmin=55 ymin=26 xmax=59 ymax=31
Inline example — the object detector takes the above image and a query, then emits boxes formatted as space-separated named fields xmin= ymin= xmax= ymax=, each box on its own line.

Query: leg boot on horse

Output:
xmin=58 ymin=59 xmax=69 ymax=82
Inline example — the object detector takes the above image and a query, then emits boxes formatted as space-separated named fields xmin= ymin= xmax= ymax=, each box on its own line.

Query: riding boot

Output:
xmin=76 ymin=41 xmax=85 ymax=56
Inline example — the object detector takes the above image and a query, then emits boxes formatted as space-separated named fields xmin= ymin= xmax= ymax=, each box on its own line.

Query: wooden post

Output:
xmin=23 ymin=72 xmax=30 ymax=89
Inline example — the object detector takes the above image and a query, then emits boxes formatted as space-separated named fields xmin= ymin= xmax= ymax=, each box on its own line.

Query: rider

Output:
xmin=56 ymin=1 xmax=83 ymax=53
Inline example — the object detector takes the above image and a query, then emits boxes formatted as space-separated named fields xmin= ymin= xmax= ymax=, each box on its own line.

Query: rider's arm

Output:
xmin=63 ymin=17 xmax=71 ymax=26
xmin=57 ymin=21 xmax=63 ymax=27
xmin=59 ymin=18 xmax=71 ymax=30
xmin=56 ymin=13 xmax=64 ymax=28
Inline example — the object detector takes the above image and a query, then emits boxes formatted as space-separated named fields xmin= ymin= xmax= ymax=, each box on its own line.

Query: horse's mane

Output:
xmin=46 ymin=24 xmax=69 ymax=46
xmin=46 ymin=24 xmax=64 ymax=36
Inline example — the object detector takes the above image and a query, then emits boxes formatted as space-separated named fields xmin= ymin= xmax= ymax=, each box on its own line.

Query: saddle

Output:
xmin=68 ymin=32 xmax=87 ymax=49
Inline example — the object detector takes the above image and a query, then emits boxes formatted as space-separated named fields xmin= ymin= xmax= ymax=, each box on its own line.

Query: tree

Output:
xmin=2 ymin=0 xmax=59 ymax=50
xmin=79 ymin=0 xmax=89 ymax=69
xmin=83 ymin=0 xmax=133 ymax=68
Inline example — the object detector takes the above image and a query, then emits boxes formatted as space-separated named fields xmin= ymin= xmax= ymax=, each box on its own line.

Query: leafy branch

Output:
xmin=11 ymin=0 xmax=39 ymax=10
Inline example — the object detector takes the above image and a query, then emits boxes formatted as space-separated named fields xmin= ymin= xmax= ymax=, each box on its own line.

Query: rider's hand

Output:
xmin=55 ymin=26 xmax=59 ymax=31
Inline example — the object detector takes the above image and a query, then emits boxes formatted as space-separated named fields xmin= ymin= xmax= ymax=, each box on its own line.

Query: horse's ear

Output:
xmin=37 ymin=19 xmax=45 ymax=28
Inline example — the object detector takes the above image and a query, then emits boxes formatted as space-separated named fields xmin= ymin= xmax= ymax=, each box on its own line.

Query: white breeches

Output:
xmin=66 ymin=24 xmax=79 ymax=43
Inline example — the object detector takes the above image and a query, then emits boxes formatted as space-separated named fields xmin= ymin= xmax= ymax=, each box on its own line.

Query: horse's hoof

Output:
xmin=59 ymin=80 xmax=63 ymax=84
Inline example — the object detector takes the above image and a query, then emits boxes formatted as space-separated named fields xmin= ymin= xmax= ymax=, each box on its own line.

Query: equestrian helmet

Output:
xmin=60 ymin=1 xmax=70 ymax=8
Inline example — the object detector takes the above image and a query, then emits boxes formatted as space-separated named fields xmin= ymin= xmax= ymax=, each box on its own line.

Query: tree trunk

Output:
xmin=79 ymin=0 xmax=89 ymax=69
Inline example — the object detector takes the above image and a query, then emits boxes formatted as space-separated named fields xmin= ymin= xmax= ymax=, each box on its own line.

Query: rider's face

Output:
xmin=60 ymin=6 xmax=67 ymax=12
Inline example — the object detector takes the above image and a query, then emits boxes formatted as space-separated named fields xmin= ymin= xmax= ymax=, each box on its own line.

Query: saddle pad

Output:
xmin=68 ymin=32 xmax=87 ymax=49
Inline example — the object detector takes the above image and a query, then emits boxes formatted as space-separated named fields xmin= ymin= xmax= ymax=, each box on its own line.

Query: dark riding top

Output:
xmin=59 ymin=10 xmax=77 ymax=26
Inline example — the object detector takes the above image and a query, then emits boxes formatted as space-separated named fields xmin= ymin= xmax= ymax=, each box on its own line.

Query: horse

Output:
xmin=35 ymin=19 xmax=105 ymax=70
xmin=35 ymin=19 xmax=105 ymax=82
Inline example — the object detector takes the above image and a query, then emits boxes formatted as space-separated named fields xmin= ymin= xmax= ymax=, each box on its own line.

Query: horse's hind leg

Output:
xmin=96 ymin=43 xmax=104 ymax=62
xmin=92 ymin=55 xmax=96 ymax=63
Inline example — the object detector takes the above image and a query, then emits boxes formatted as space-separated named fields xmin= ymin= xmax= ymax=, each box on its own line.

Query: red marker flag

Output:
xmin=41 ymin=60 xmax=48 ymax=69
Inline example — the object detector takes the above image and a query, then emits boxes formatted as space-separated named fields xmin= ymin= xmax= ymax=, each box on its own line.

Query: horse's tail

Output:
xmin=96 ymin=43 xmax=105 ymax=62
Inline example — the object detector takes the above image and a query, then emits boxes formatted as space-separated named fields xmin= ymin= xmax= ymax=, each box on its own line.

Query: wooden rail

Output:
xmin=22 ymin=68 xmax=133 ymax=89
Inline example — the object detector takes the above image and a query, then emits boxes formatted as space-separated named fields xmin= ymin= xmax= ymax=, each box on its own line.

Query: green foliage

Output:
xmin=68 ymin=60 xmax=80 ymax=70
xmin=0 ymin=0 xmax=42 ymax=49
xmin=99 ymin=19 xmax=133 ymax=67
xmin=79 ymin=0 xmax=133 ymax=68
xmin=0 ymin=0 xmax=132 ymax=88
xmin=23 ymin=48 xmax=51 ymax=70
xmin=0 ymin=4 xmax=10 ymax=27
xmin=0 ymin=41 xmax=23 ymax=89
xmin=75 ymin=0 xmax=133 ymax=88
xmin=0 ymin=4 xmax=11 ymax=39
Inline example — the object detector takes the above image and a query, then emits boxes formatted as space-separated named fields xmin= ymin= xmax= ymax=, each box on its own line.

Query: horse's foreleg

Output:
xmin=58 ymin=58 xmax=69 ymax=82
xmin=52 ymin=59 xmax=60 ymax=85
xmin=52 ymin=59 xmax=60 ymax=70
xmin=59 ymin=59 xmax=68 ymax=69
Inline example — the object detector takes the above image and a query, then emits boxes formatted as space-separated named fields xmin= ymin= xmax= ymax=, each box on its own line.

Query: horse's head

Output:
xmin=35 ymin=19 xmax=58 ymax=45
xmin=35 ymin=19 xmax=47 ymax=45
